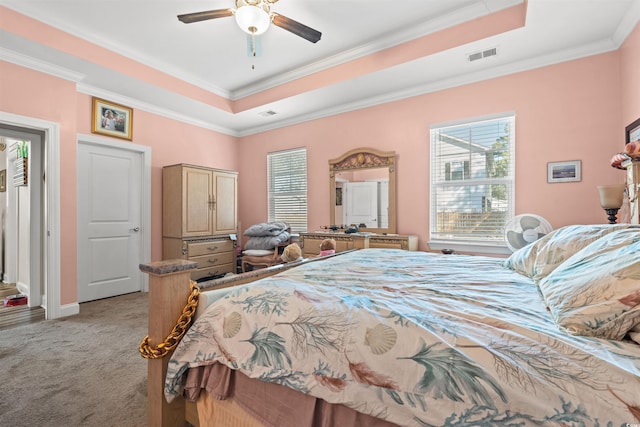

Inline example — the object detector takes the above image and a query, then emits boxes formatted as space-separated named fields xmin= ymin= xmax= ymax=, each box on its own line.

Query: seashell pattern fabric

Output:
xmin=167 ymin=244 xmax=640 ymax=427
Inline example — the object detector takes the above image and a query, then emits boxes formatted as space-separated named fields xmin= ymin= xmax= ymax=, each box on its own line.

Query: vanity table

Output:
xmin=303 ymin=147 xmax=418 ymax=257
xmin=300 ymin=232 xmax=418 ymax=257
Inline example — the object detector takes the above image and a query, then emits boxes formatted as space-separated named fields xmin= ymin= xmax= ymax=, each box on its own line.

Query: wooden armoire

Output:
xmin=162 ymin=164 xmax=238 ymax=281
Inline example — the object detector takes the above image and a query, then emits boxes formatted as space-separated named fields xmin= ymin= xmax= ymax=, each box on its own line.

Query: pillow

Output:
xmin=242 ymin=249 xmax=275 ymax=257
xmin=244 ymin=232 xmax=291 ymax=250
xmin=244 ymin=222 xmax=290 ymax=237
xmin=503 ymin=224 xmax=633 ymax=281
xmin=537 ymin=226 xmax=640 ymax=340
xmin=629 ymin=325 xmax=640 ymax=345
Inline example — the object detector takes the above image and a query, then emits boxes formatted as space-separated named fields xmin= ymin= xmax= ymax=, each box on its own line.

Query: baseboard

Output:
xmin=16 ymin=281 xmax=28 ymax=295
xmin=59 ymin=302 xmax=80 ymax=318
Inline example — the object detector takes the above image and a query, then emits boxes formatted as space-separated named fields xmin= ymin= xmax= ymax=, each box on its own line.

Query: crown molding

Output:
xmin=237 ymin=38 xmax=618 ymax=137
xmin=0 ymin=3 xmax=231 ymax=99
xmin=0 ymin=46 xmax=85 ymax=82
xmin=231 ymin=0 xmax=524 ymax=99
xmin=76 ymin=83 xmax=240 ymax=137
xmin=612 ymin=0 xmax=640 ymax=47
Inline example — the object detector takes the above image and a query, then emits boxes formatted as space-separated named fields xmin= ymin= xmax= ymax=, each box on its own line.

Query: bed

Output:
xmin=142 ymin=223 xmax=640 ymax=426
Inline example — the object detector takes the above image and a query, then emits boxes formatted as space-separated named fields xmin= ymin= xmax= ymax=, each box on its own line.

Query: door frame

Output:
xmin=2 ymin=128 xmax=43 ymax=307
xmin=0 ymin=111 xmax=61 ymax=318
xmin=77 ymin=133 xmax=151 ymax=295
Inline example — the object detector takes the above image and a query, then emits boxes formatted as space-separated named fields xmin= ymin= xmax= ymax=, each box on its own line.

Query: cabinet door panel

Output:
xmin=213 ymin=172 xmax=238 ymax=234
xmin=183 ymin=167 xmax=213 ymax=236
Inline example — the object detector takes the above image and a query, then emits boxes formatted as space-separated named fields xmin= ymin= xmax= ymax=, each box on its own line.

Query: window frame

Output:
xmin=267 ymin=147 xmax=308 ymax=233
xmin=428 ymin=113 xmax=515 ymax=255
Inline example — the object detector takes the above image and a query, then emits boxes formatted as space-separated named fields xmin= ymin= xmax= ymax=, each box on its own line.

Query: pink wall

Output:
xmin=1 ymin=13 xmax=638 ymax=305
xmin=1 ymin=63 xmax=79 ymax=303
xmin=238 ymin=49 xmax=634 ymax=249
xmin=0 ymin=61 xmax=238 ymax=305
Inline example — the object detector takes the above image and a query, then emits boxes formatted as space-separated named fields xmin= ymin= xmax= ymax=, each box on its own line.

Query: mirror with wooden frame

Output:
xmin=329 ymin=148 xmax=396 ymax=234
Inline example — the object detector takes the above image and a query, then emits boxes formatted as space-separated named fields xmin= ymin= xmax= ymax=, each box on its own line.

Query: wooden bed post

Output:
xmin=139 ymin=259 xmax=198 ymax=427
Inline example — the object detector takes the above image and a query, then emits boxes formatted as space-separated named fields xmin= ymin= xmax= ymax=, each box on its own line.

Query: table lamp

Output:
xmin=597 ymin=184 xmax=626 ymax=224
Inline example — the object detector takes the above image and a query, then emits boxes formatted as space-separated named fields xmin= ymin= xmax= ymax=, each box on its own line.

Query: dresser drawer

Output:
xmin=190 ymin=252 xmax=235 ymax=268
xmin=191 ymin=263 xmax=235 ymax=281
xmin=187 ymin=239 xmax=235 ymax=257
xmin=368 ymin=238 xmax=405 ymax=249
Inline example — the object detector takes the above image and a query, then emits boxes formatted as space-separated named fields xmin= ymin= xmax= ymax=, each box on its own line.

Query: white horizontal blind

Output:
xmin=430 ymin=115 xmax=515 ymax=243
xmin=268 ymin=148 xmax=308 ymax=232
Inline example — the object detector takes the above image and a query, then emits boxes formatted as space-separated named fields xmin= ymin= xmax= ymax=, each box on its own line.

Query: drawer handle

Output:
xmin=207 ymin=246 xmax=219 ymax=251
xmin=208 ymin=258 xmax=218 ymax=264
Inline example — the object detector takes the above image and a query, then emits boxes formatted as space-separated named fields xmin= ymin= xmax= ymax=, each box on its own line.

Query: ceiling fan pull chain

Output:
xmin=247 ymin=30 xmax=262 ymax=69
xmin=251 ymin=31 xmax=257 ymax=57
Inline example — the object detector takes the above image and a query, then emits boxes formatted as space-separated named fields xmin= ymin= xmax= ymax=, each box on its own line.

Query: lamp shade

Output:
xmin=235 ymin=5 xmax=270 ymax=35
xmin=597 ymin=184 xmax=625 ymax=209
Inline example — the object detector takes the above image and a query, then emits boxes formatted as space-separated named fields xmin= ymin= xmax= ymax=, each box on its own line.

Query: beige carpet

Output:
xmin=0 ymin=292 xmax=148 ymax=427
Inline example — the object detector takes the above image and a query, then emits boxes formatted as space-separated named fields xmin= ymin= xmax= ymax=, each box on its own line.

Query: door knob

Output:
xmin=130 ymin=226 xmax=140 ymax=232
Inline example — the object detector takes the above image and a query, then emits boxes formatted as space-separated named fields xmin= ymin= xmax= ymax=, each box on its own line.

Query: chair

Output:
xmin=241 ymin=241 xmax=290 ymax=272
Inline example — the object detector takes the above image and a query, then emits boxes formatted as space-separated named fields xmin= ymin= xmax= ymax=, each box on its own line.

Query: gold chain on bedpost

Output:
xmin=139 ymin=280 xmax=200 ymax=359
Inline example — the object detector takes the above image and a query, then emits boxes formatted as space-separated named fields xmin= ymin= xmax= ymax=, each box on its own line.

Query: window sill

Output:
xmin=427 ymin=240 xmax=512 ymax=256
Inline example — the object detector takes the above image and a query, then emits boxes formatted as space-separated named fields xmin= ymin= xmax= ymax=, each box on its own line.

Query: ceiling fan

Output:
xmin=177 ymin=0 xmax=322 ymax=44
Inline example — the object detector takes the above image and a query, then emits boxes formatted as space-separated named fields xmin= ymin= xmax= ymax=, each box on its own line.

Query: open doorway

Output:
xmin=0 ymin=128 xmax=44 ymax=309
xmin=0 ymin=112 xmax=61 ymax=320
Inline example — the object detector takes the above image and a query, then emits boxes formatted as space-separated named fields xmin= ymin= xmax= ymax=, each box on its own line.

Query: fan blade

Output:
xmin=178 ymin=9 xmax=234 ymax=24
xmin=520 ymin=216 xmax=540 ymax=230
xmin=506 ymin=231 xmax=528 ymax=250
xmin=272 ymin=13 xmax=321 ymax=43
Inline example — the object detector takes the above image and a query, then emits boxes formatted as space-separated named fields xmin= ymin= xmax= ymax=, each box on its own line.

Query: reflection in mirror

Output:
xmin=329 ymin=148 xmax=396 ymax=234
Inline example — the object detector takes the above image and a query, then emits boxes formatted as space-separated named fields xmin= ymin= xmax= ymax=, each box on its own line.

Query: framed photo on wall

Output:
xmin=0 ymin=169 xmax=6 ymax=192
xmin=547 ymin=160 xmax=581 ymax=183
xmin=91 ymin=97 xmax=133 ymax=140
xmin=625 ymin=117 xmax=640 ymax=145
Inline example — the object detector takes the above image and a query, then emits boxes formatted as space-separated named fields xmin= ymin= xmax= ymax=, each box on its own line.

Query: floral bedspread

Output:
xmin=165 ymin=249 xmax=640 ymax=426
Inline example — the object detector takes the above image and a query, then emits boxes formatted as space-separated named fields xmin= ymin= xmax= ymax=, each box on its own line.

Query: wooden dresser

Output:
xmin=163 ymin=236 xmax=236 ymax=281
xmin=162 ymin=164 xmax=238 ymax=281
xmin=300 ymin=232 xmax=418 ymax=257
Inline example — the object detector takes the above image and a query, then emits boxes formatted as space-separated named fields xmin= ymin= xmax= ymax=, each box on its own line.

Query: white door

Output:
xmin=344 ymin=181 xmax=378 ymax=228
xmin=77 ymin=142 xmax=142 ymax=302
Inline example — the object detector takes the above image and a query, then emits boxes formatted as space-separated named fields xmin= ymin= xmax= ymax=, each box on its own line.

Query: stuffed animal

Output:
xmin=281 ymin=243 xmax=303 ymax=263
xmin=318 ymin=238 xmax=336 ymax=256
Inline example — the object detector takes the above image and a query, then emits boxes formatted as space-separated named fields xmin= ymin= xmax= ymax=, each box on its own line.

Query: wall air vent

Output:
xmin=258 ymin=110 xmax=277 ymax=117
xmin=468 ymin=47 xmax=498 ymax=62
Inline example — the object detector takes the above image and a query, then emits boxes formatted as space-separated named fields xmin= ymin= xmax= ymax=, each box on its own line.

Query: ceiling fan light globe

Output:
xmin=235 ymin=5 xmax=270 ymax=35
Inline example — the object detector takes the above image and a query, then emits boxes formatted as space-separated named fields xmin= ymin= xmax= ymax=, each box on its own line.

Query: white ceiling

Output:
xmin=1 ymin=0 xmax=639 ymax=136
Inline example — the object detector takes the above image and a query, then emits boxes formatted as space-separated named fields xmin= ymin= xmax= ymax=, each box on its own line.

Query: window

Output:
xmin=267 ymin=148 xmax=307 ymax=232
xmin=429 ymin=114 xmax=515 ymax=250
